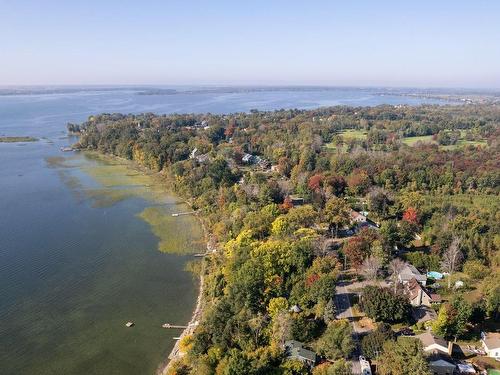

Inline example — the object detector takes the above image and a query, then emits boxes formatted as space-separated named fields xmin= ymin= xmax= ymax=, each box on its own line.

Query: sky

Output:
xmin=1 ymin=0 xmax=499 ymax=88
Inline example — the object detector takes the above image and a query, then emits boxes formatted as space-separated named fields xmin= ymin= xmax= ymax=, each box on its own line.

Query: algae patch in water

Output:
xmin=138 ymin=207 xmax=205 ymax=255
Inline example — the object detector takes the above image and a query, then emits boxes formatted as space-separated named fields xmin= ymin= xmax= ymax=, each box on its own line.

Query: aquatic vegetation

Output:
xmin=0 ymin=136 xmax=38 ymax=142
xmin=138 ymin=207 xmax=204 ymax=254
xmin=48 ymin=151 xmax=202 ymax=253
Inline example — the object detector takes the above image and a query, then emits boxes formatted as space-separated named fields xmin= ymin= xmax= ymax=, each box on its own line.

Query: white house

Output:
xmin=416 ymin=332 xmax=452 ymax=356
xmin=481 ymin=332 xmax=500 ymax=359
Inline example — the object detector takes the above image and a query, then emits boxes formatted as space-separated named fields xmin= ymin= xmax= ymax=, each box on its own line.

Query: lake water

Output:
xmin=0 ymin=87 xmax=448 ymax=375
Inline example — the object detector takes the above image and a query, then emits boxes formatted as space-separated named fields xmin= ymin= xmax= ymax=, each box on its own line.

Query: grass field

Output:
xmin=325 ymin=129 xmax=367 ymax=151
xmin=401 ymin=135 xmax=436 ymax=146
xmin=402 ymin=135 xmax=487 ymax=149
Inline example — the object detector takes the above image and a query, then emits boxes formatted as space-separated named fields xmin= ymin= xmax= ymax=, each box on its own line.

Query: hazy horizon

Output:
xmin=1 ymin=0 xmax=499 ymax=88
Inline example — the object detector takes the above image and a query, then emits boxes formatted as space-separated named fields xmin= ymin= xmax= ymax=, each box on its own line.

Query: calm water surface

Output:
xmin=0 ymin=88 xmax=447 ymax=374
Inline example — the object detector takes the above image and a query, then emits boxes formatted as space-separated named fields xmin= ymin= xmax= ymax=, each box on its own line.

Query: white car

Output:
xmin=359 ymin=356 xmax=372 ymax=375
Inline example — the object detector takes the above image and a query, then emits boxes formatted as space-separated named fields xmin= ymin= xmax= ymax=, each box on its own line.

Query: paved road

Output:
xmin=335 ymin=280 xmax=362 ymax=374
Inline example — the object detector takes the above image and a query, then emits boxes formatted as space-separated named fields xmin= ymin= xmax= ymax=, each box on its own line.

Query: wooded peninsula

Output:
xmin=71 ymin=104 xmax=499 ymax=375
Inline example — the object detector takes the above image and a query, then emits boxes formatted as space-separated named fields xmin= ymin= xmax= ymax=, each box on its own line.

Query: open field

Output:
xmin=402 ymin=135 xmax=436 ymax=146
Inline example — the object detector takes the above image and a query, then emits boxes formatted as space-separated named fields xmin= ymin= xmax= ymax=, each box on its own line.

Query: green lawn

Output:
xmin=338 ymin=129 xmax=368 ymax=140
xmin=325 ymin=129 xmax=367 ymax=151
xmin=402 ymin=133 xmax=487 ymax=149
xmin=441 ymin=139 xmax=487 ymax=150
xmin=402 ymin=135 xmax=436 ymax=146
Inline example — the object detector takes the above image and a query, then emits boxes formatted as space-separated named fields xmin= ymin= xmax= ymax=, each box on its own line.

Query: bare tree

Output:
xmin=271 ymin=310 xmax=292 ymax=346
xmin=361 ymin=255 xmax=382 ymax=281
xmin=441 ymin=237 xmax=463 ymax=288
xmin=389 ymin=258 xmax=407 ymax=293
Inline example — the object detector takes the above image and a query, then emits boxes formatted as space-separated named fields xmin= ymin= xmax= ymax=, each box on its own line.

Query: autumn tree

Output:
xmin=324 ymin=197 xmax=351 ymax=237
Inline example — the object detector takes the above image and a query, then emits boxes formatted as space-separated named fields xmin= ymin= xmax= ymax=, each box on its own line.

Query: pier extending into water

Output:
xmin=171 ymin=211 xmax=196 ymax=217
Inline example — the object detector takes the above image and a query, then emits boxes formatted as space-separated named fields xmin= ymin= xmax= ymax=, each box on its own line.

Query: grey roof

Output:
xmin=284 ymin=340 xmax=316 ymax=363
xmin=401 ymin=264 xmax=427 ymax=281
xmin=416 ymin=332 xmax=448 ymax=350
xmin=482 ymin=332 xmax=500 ymax=349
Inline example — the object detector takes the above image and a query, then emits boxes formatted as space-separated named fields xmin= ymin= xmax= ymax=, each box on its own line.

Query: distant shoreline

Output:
xmin=0 ymin=136 xmax=38 ymax=143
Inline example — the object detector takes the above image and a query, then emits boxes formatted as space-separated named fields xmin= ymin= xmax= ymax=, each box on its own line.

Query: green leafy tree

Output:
xmin=361 ymin=323 xmax=394 ymax=359
xmin=377 ymin=337 xmax=431 ymax=375
xmin=360 ymin=286 xmax=410 ymax=323
xmin=432 ymin=295 xmax=472 ymax=340
xmin=315 ymin=320 xmax=354 ymax=360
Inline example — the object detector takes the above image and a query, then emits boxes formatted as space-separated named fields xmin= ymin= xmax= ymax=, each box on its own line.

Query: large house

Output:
xmin=481 ymin=332 xmax=500 ymax=359
xmin=399 ymin=264 xmax=427 ymax=286
xmin=283 ymin=340 xmax=317 ymax=368
xmin=407 ymin=278 xmax=441 ymax=307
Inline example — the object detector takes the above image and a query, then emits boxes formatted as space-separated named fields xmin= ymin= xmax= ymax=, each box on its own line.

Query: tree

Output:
xmin=267 ymin=297 xmax=289 ymax=318
xmin=324 ymin=197 xmax=351 ymax=237
xmin=271 ymin=310 xmax=293 ymax=346
xmin=343 ymin=236 xmax=369 ymax=269
xmin=347 ymin=168 xmax=371 ymax=195
xmin=280 ymin=360 xmax=309 ymax=375
xmin=377 ymin=337 xmax=431 ymax=375
xmin=361 ymin=323 xmax=394 ymax=359
xmin=315 ymin=320 xmax=355 ymax=360
xmin=312 ymin=360 xmax=352 ymax=375
xmin=462 ymin=259 xmax=488 ymax=281
xmin=441 ymin=237 xmax=463 ymax=288
xmin=367 ymin=187 xmax=394 ymax=218
xmin=323 ymin=298 xmax=337 ymax=323
xmin=388 ymin=258 xmax=406 ymax=293
xmin=379 ymin=220 xmax=400 ymax=251
xmin=402 ymin=207 xmax=419 ymax=225
xmin=361 ymin=255 xmax=382 ymax=280
xmin=482 ymin=273 xmax=500 ymax=320
xmin=432 ymin=296 xmax=472 ymax=341
xmin=360 ymin=286 xmax=410 ymax=323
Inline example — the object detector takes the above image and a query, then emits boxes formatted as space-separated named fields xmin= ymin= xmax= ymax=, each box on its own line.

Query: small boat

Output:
xmin=125 ymin=321 xmax=135 ymax=327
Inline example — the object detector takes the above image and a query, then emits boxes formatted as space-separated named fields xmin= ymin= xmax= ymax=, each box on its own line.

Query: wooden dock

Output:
xmin=171 ymin=211 xmax=196 ymax=217
xmin=162 ymin=323 xmax=188 ymax=329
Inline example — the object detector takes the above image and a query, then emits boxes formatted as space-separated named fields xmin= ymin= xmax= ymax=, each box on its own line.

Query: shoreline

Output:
xmin=158 ymin=220 xmax=212 ymax=375
xmin=77 ymin=151 xmax=209 ymax=375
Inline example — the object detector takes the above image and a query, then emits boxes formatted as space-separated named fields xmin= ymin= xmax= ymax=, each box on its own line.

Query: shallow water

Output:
xmin=0 ymin=87 xmax=448 ymax=374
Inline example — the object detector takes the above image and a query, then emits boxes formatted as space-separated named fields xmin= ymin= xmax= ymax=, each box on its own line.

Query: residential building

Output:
xmin=283 ymin=340 xmax=316 ymax=368
xmin=407 ymin=278 xmax=441 ymax=307
xmin=399 ymin=264 xmax=427 ymax=286
xmin=427 ymin=354 xmax=456 ymax=375
xmin=481 ymin=332 xmax=500 ymax=359
xmin=416 ymin=332 xmax=452 ymax=356
xmin=350 ymin=210 xmax=367 ymax=224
